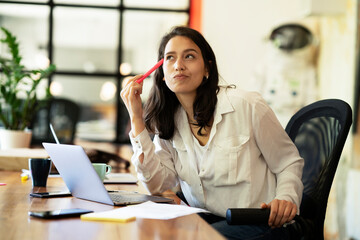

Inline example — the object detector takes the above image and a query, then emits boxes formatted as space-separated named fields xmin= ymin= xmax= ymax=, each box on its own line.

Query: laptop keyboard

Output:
xmin=108 ymin=191 xmax=174 ymax=205
xmin=108 ymin=192 xmax=145 ymax=205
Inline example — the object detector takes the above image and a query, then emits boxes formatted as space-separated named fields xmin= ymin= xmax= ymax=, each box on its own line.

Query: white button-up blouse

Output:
xmin=130 ymin=86 xmax=304 ymax=217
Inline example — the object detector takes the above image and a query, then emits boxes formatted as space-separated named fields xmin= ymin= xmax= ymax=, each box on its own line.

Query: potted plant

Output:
xmin=0 ymin=27 xmax=56 ymax=149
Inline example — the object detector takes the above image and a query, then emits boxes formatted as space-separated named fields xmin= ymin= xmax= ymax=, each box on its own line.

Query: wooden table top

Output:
xmin=0 ymin=142 xmax=225 ymax=240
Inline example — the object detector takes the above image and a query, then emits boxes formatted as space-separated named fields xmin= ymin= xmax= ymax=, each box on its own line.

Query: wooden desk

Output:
xmin=0 ymin=171 xmax=225 ymax=239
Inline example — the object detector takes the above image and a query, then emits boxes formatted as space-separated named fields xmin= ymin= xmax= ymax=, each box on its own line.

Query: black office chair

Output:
xmin=226 ymin=99 xmax=352 ymax=240
xmin=31 ymin=97 xmax=80 ymax=144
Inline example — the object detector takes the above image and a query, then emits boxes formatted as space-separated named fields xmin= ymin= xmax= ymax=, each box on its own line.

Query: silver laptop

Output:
xmin=42 ymin=142 xmax=173 ymax=206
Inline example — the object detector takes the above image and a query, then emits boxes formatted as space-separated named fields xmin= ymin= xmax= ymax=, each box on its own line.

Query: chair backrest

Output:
xmin=31 ymin=98 xmax=80 ymax=144
xmin=285 ymin=99 xmax=352 ymax=240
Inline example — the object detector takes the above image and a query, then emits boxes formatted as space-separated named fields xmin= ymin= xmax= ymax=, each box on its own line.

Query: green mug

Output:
xmin=92 ymin=163 xmax=112 ymax=182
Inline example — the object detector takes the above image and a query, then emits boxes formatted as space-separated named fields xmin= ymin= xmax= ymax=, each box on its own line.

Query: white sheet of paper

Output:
xmin=83 ymin=201 xmax=209 ymax=220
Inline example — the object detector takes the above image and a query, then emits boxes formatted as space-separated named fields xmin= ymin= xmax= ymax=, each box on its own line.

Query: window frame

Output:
xmin=0 ymin=0 xmax=190 ymax=143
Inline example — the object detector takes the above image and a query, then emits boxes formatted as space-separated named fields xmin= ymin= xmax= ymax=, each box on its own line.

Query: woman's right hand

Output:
xmin=120 ymin=75 xmax=146 ymax=137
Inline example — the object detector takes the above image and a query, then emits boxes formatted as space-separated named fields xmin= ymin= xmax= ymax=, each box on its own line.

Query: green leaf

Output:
xmin=0 ymin=27 xmax=56 ymax=130
xmin=0 ymin=85 xmax=6 ymax=97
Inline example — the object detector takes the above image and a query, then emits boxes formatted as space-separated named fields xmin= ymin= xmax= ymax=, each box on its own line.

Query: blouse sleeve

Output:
xmin=252 ymin=98 xmax=304 ymax=208
xmin=129 ymin=129 xmax=179 ymax=194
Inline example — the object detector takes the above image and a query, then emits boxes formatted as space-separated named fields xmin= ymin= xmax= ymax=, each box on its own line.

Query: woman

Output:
xmin=120 ymin=26 xmax=304 ymax=239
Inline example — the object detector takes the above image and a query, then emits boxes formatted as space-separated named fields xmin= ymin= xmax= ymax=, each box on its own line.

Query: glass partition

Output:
xmin=54 ymin=0 xmax=120 ymax=7
xmin=123 ymin=10 xmax=189 ymax=74
xmin=0 ymin=4 xmax=49 ymax=71
xmin=3 ymin=0 xmax=47 ymax=2
xmin=51 ymin=75 xmax=117 ymax=141
xmin=53 ymin=7 xmax=120 ymax=73
xmin=124 ymin=0 xmax=188 ymax=10
xmin=0 ymin=0 xmax=190 ymax=142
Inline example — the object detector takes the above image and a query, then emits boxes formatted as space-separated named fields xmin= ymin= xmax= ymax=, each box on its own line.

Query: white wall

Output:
xmin=202 ymin=0 xmax=303 ymax=88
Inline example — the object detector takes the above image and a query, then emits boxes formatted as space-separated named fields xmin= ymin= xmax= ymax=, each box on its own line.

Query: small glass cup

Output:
xmin=29 ymin=158 xmax=52 ymax=187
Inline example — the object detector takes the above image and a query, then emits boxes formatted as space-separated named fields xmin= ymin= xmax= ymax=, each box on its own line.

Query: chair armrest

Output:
xmin=226 ymin=208 xmax=300 ymax=226
xmin=226 ymin=208 xmax=270 ymax=225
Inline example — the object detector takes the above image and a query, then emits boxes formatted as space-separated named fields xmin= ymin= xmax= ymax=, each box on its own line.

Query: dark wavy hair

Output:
xmin=144 ymin=26 xmax=219 ymax=140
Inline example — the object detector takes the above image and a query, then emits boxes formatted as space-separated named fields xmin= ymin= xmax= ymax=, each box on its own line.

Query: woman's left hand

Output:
xmin=260 ymin=199 xmax=297 ymax=228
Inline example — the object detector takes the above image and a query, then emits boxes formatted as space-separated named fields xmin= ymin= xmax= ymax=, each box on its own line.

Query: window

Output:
xmin=0 ymin=0 xmax=190 ymax=142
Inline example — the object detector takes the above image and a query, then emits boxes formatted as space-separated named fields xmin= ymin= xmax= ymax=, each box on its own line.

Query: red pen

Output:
xmin=135 ymin=59 xmax=164 ymax=84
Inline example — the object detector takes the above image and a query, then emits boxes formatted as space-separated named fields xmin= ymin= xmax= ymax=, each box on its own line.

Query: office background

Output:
xmin=202 ymin=1 xmax=359 ymax=239
xmin=0 ymin=0 xmax=359 ymax=239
